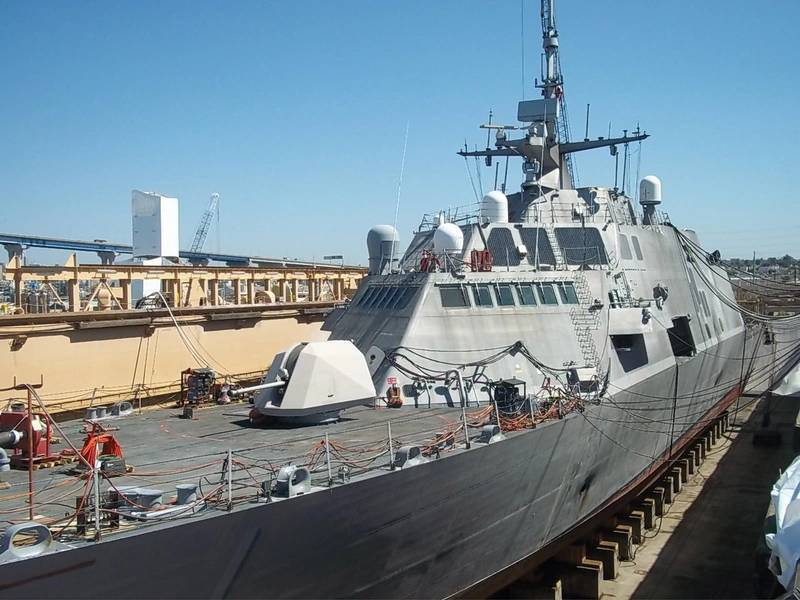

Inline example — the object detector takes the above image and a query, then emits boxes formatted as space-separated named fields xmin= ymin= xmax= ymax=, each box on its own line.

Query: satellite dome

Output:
xmin=639 ymin=175 xmax=662 ymax=206
xmin=481 ymin=191 xmax=509 ymax=224
xmin=366 ymin=225 xmax=399 ymax=275
xmin=433 ymin=222 xmax=464 ymax=255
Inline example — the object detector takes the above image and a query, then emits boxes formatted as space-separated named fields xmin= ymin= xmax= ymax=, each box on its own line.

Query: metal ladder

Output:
xmin=543 ymin=223 xmax=567 ymax=270
xmin=569 ymin=270 xmax=601 ymax=367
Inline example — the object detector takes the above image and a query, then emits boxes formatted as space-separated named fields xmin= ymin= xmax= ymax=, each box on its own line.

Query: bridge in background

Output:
xmin=0 ymin=232 xmax=355 ymax=269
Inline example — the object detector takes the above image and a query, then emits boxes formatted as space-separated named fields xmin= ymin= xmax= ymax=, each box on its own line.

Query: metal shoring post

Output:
xmin=227 ymin=449 xmax=233 ymax=510
xmin=461 ymin=403 xmax=471 ymax=449
xmin=324 ymin=432 xmax=333 ymax=486
xmin=93 ymin=466 xmax=101 ymax=540
xmin=387 ymin=422 xmax=395 ymax=470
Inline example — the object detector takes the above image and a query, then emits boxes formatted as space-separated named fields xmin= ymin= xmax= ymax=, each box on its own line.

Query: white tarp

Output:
xmin=774 ymin=362 xmax=800 ymax=397
xmin=767 ymin=454 xmax=800 ymax=589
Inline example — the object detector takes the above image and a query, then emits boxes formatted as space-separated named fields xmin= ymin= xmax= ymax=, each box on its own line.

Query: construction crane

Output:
xmin=189 ymin=193 xmax=220 ymax=253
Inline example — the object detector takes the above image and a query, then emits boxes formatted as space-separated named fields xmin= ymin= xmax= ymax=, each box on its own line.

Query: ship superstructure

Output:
xmin=1 ymin=3 xmax=799 ymax=599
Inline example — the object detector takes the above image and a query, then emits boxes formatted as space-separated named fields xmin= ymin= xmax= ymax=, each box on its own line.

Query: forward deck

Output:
xmin=1 ymin=401 xmax=498 ymax=543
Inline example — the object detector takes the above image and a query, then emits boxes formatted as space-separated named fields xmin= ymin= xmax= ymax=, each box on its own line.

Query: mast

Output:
xmin=457 ymin=0 xmax=647 ymax=206
xmin=540 ymin=0 xmax=561 ymax=102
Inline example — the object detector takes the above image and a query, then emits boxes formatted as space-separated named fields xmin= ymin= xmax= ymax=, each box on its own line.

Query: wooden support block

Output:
xmin=704 ymin=434 xmax=713 ymax=452
xmin=601 ymin=526 xmax=633 ymax=561
xmin=618 ymin=512 xmax=644 ymax=544
xmin=558 ymin=560 xmax=603 ymax=600
xmin=670 ymin=467 xmax=683 ymax=493
xmin=648 ymin=486 xmax=665 ymax=516
xmin=636 ymin=498 xmax=656 ymax=529
xmin=693 ymin=443 xmax=702 ymax=463
xmin=662 ymin=477 xmax=675 ymax=504
xmin=589 ymin=543 xmax=619 ymax=580
xmin=677 ymin=459 xmax=689 ymax=483
xmin=697 ymin=441 xmax=707 ymax=460
xmin=685 ymin=451 xmax=696 ymax=474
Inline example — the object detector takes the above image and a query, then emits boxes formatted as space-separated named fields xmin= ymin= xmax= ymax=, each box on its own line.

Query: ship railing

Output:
xmin=547 ymin=202 xmax=604 ymax=225
xmin=417 ymin=202 xmax=481 ymax=232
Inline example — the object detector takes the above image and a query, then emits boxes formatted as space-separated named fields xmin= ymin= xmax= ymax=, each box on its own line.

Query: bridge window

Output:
xmin=440 ymin=285 xmax=469 ymax=308
xmin=557 ymin=282 xmax=579 ymax=304
xmin=515 ymin=283 xmax=537 ymax=305
xmin=369 ymin=287 xmax=392 ymax=309
xmin=393 ymin=287 xmax=418 ymax=310
xmin=380 ymin=287 xmax=401 ymax=308
xmin=357 ymin=287 xmax=377 ymax=307
xmin=495 ymin=284 xmax=515 ymax=306
xmin=537 ymin=283 xmax=559 ymax=305
xmin=472 ymin=284 xmax=494 ymax=307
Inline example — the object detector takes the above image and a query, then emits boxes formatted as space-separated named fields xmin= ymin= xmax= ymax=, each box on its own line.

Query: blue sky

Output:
xmin=1 ymin=0 xmax=798 ymax=265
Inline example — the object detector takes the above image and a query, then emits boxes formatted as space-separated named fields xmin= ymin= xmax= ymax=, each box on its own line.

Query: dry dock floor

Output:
xmin=601 ymin=395 xmax=798 ymax=600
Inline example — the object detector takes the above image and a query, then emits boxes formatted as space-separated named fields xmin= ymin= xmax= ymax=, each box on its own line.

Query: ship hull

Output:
xmin=3 ymin=328 xmax=794 ymax=599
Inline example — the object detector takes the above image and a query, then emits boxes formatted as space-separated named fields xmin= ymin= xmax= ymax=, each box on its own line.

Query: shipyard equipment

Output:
xmin=189 ymin=193 xmax=220 ymax=253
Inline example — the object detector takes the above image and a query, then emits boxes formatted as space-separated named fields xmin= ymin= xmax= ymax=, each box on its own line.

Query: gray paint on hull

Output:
xmin=3 ymin=329 xmax=791 ymax=599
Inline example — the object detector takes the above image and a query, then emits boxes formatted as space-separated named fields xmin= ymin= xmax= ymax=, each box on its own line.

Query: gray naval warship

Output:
xmin=2 ymin=2 xmax=800 ymax=598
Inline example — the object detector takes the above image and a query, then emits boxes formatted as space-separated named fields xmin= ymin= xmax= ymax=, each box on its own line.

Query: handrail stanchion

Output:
xmin=325 ymin=433 xmax=333 ymax=486
xmin=387 ymin=422 xmax=395 ymax=470
xmin=227 ymin=449 xmax=233 ymax=510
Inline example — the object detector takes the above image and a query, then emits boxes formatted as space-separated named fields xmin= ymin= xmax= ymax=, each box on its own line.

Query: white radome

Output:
xmin=433 ymin=222 xmax=464 ymax=255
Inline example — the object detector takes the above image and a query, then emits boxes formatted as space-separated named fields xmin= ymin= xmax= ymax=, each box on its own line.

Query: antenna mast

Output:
xmin=540 ymin=0 xmax=561 ymax=101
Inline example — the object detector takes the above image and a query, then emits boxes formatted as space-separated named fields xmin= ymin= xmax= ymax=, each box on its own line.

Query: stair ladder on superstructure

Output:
xmin=543 ymin=223 xmax=567 ymax=270
xmin=569 ymin=270 xmax=600 ymax=367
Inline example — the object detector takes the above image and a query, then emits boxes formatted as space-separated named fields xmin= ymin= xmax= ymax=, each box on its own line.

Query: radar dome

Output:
xmin=481 ymin=191 xmax=509 ymax=224
xmin=366 ymin=225 xmax=399 ymax=275
xmin=639 ymin=176 xmax=662 ymax=206
xmin=433 ymin=222 xmax=464 ymax=255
